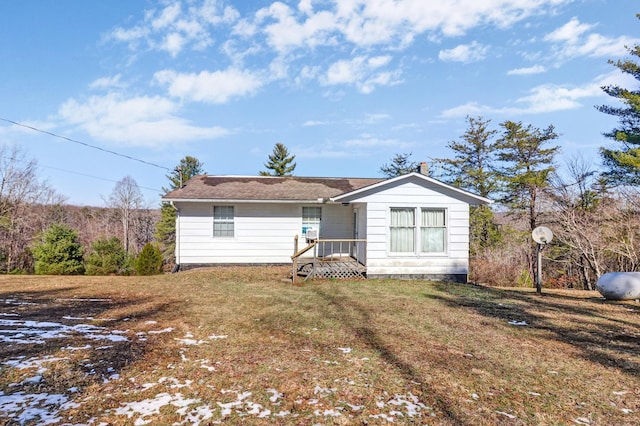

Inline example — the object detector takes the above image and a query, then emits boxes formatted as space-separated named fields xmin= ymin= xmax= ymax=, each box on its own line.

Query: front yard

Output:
xmin=0 ymin=267 xmax=638 ymax=425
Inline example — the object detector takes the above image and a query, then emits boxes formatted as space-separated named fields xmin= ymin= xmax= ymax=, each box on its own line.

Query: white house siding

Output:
xmin=175 ymin=202 xmax=353 ymax=265
xmin=341 ymin=177 xmax=471 ymax=281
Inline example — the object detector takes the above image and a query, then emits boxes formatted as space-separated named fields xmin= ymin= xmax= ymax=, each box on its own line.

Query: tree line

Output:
xmin=0 ymin=14 xmax=638 ymax=286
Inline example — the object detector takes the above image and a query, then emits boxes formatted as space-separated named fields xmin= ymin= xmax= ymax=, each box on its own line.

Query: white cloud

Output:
xmin=323 ymin=55 xmax=400 ymax=93
xmin=249 ymin=0 xmax=571 ymax=53
xmin=507 ymin=65 xmax=547 ymax=76
xmin=57 ymin=93 xmax=229 ymax=147
xmin=302 ymin=120 xmax=330 ymax=127
xmin=440 ymin=71 xmax=625 ymax=118
xmin=544 ymin=17 xmax=639 ymax=60
xmin=345 ymin=136 xmax=411 ymax=149
xmin=544 ymin=17 xmax=593 ymax=44
xmin=162 ymin=33 xmax=186 ymax=57
xmin=154 ymin=68 xmax=264 ymax=103
xmin=439 ymin=41 xmax=488 ymax=63
xmin=109 ymin=0 xmax=238 ymax=56
xmin=89 ymin=75 xmax=127 ymax=90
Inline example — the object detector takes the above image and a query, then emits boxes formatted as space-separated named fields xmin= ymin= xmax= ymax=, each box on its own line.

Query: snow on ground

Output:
xmin=0 ymin=298 xmax=440 ymax=425
xmin=5 ymin=296 xmax=594 ymax=424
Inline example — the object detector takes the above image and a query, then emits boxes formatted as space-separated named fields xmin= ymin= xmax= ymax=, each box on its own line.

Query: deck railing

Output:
xmin=291 ymin=236 xmax=367 ymax=283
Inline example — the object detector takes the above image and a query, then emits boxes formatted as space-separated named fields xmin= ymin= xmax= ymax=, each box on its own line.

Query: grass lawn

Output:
xmin=0 ymin=266 xmax=638 ymax=425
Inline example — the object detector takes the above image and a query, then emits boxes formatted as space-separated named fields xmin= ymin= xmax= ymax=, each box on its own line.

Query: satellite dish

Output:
xmin=532 ymin=226 xmax=553 ymax=245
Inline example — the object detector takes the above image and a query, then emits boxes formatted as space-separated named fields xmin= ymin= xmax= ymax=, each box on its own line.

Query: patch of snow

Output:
xmin=148 ymin=327 xmax=174 ymax=334
xmin=314 ymin=408 xmax=342 ymax=417
xmin=175 ymin=338 xmax=207 ymax=345
xmin=496 ymin=411 xmax=517 ymax=419
xmin=114 ymin=392 xmax=199 ymax=424
xmin=0 ymin=392 xmax=78 ymax=425
xmin=613 ymin=390 xmax=628 ymax=396
xmin=208 ymin=334 xmax=228 ymax=340
xmin=621 ymin=408 xmax=633 ymax=414
xmin=267 ymin=388 xmax=283 ymax=403
xmin=508 ymin=320 xmax=528 ymax=326
xmin=528 ymin=391 xmax=541 ymax=396
xmin=0 ymin=318 xmax=129 ymax=344
xmin=337 ymin=347 xmax=352 ymax=354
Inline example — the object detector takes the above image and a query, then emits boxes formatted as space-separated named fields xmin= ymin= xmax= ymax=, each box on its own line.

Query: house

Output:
xmin=161 ymin=168 xmax=491 ymax=282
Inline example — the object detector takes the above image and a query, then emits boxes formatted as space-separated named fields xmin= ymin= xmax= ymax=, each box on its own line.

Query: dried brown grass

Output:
xmin=0 ymin=267 xmax=638 ymax=425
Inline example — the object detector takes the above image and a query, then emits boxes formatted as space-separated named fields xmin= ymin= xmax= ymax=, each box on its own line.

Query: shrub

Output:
xmin=32 ymin=224 xmax=85 ymax=275
xmin=86 ymin=237 xmax=125 ymax=275
xmin=135 ymin=243 xmax=163 ymax=276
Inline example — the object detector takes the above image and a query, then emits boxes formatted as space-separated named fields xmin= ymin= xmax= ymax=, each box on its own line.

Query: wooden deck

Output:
xmin=291 ymin=237 xmax=367 ymax=282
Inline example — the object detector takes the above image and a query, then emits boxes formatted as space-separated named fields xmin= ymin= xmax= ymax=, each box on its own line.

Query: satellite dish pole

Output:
xmin=532 ymin=226 xmax=553 ymax=294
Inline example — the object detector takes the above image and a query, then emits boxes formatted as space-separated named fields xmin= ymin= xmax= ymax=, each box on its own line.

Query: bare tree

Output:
xmin=547 ymin=157 xmax=606 ymax=289
xmin=0 ymin=145 xmax=66 ymax=272
xmin=106 ymin=176 xmax=146 ymax=254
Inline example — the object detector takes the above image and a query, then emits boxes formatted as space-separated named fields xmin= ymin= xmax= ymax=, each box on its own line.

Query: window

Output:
xmin=421 ymin=209 xmax=446 ymax=252
xmin=213 ymin=206 xmax=234 ymax=237
xmin=390 ymin=208 xmax=415 ymax=252
xmin=302 ymin=206 xmax=321 ymax=236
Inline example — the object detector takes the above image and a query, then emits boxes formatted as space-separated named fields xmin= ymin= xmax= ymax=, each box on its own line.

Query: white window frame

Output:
xmin=420 ymin=208 xmax=447 ymax=253
xmin=389 ymin=207 xmax=416 ymax=253
xmin=302 ymin=206 xmax=322 ymax=237
xmin=213 ymin=205 xmax=234 ymax=238
xmin=388 ymin=207 xmax=448 ymax=256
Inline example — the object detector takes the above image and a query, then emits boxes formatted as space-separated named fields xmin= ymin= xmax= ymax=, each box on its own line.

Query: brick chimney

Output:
xmin=419 ymin=162 xmax=429 ymax=176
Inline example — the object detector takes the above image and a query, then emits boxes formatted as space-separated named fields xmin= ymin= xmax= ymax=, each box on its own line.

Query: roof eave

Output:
xmin=162 ymin=198 xmax=329 ymax=204
xmin=330 ymin=172 xmax=493 ymax=204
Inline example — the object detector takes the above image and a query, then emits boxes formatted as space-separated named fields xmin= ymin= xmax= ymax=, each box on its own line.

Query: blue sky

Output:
xmin=0 ymin=0 xmax=638 ymax=206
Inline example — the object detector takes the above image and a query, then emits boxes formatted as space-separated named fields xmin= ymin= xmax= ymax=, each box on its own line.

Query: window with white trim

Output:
xmin=390 ymin=208 xmax=415 ymax=252
xmin=302 ymin=206 xmax=321 ymax=236
xmin=421 ymin=209 xmax=446 ymax=253
xmin=213 ymin=206 xmax=234 ymax=237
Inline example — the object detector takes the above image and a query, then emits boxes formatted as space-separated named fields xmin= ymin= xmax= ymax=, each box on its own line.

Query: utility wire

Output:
xmin=0 ymin=154 xmax=163 ymax=194
xmin=0 ymin=117 xmax=172 ymax=172
xmin=37 ymin=162 xmax=163 ymax=193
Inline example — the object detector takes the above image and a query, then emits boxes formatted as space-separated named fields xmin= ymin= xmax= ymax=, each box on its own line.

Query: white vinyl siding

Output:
xmin=175 ymin=203 xmax=353 ymax=264
xmin=421 ymin=209 xmax=446 ymax=253
xmin=333 ymin=175 xmax=472 ymax=277
xmin=213 ymin=206 xmax=234 ymax=237
xmin=302 ymin=206 xmax=321 ymax=236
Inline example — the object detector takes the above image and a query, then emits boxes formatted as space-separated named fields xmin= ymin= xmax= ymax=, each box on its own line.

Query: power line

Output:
xmin=0 ymin=117 xmax=172 ymax=172
xmin=36 ymin=162 xmax=163 ymax=193
xmin=0 ymin=154 xmax=163 ymax=194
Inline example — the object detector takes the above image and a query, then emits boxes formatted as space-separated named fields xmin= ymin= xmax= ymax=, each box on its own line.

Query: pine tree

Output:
xmin=437 ymin=116 xmax=500 ymax=254
xmin=495 ymin=121 xmax=560 ymax=232
xmin=155 ymin=156 xmax=205 ymax=266
xmin=32 ymin=224 xmax=85 ymax=275
xmin=597 ymin=15 xmax=640 ymax=185
xmin=379 ymin=153 xmax=419 ymax=177
xmin=260 ymin=143 xmax=296 ymax=176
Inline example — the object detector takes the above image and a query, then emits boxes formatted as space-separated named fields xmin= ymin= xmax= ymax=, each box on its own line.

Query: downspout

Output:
xmin=170 ymin=201 xmax=181 ymax=272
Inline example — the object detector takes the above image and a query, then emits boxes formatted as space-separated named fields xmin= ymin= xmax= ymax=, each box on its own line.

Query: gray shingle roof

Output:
xmin=162 ymin=175 xmax=384 ymax=201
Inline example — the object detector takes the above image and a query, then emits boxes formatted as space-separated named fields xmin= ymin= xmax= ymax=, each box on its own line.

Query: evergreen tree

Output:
xmin=439 ymin=116 xmax=498 ymax=197
xmin=437 ymin=116 xmax=501 ymax=254
xmin=135 ymin=243 xmax=163 ymax=275
xmin=597 ymin=15 xmax=640 ymax=186
xmin=379 ymin=152 xmax=419 ymax=177
xmin=162 ymin=156 xmax=206 ymax=193
xmin=86 ymin=237 xmax=125 ymax=275
xmin=260 ymin=143 xmax=296 ymax=176
xmin=495 ymin=121 xmax=560 ymax=232
xmin=155 ymin=156 xmax=205 ymax=265
xmin=32 ymin=224 xmax=85 ymax=275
